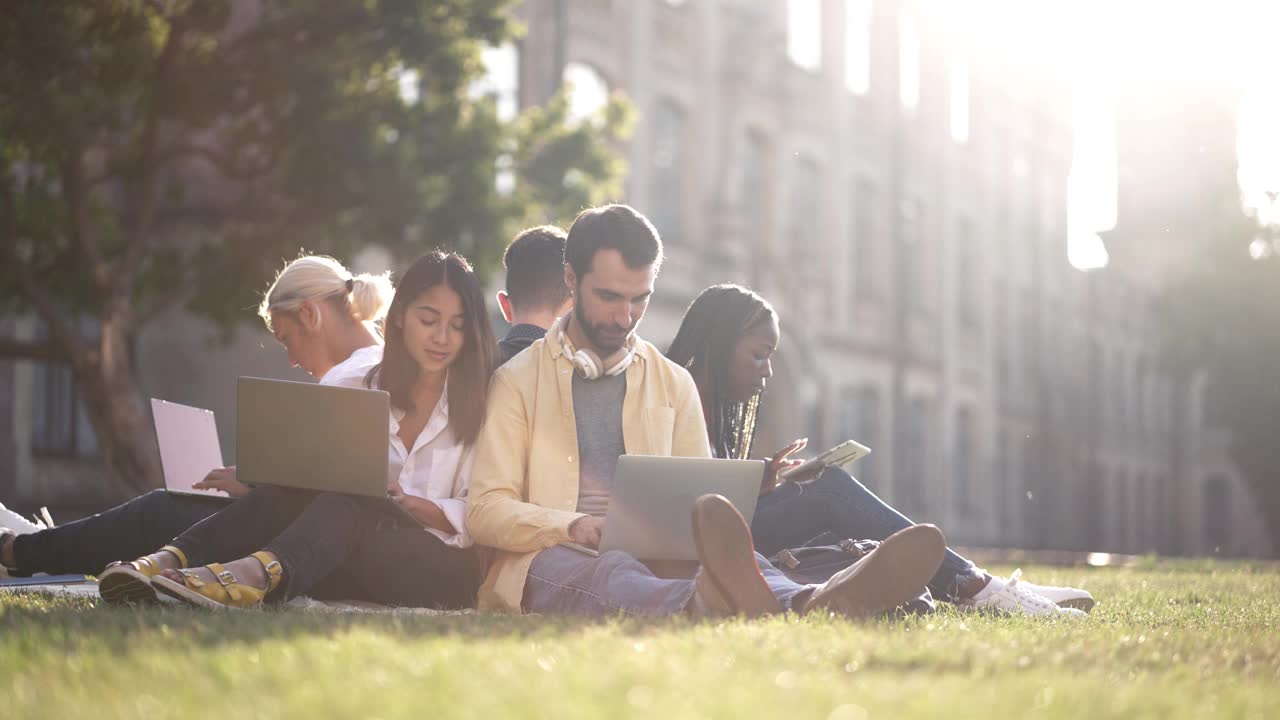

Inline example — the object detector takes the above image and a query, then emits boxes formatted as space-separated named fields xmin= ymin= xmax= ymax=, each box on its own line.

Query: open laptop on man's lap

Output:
xmin=563 ymin=455 xmax=763 ymax=561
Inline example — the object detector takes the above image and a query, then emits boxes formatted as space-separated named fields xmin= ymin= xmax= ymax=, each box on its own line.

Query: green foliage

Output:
xmin=2 ymin=561 xmax=1278 ymax=719
xmin=0 ymin=0 xmax=629 ymax=335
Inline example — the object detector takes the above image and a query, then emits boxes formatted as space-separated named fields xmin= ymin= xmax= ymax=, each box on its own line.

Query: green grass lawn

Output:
xmin=2 ymin=558 xmax=1278 ymax=720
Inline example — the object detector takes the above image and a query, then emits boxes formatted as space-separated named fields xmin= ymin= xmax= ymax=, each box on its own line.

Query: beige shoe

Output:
xmin=691 ymin=494 xmax=782 ymax=618
xmin=800 ymin=524 xmax=946 ymax=618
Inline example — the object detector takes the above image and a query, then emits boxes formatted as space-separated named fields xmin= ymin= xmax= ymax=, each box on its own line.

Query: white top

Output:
xmin=321 ymin=344 xmax=473 ymax=549
xmin=388 ymin=381 xmax=473 ymax=548
xmin=318 ymin=344 xmax=384 ymax=388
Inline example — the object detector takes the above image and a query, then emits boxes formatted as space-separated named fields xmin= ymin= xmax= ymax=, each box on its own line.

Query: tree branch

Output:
xmin=118 ymin=15 xmax=188 ymax=310
xmin=60 ymin=151 xmax=113 ymax=295
xmin=0 ymin=188 xmax=86 ymax=366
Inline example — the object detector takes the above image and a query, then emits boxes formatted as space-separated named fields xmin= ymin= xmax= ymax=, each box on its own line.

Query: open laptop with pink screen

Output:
xmin=150 ymin=398 xmax=229 ymax=498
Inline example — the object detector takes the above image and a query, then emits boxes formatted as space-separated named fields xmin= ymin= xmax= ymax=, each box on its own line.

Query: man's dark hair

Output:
xmin=564 ymin=204 xmax=664 ymax=280
xmin=503 ymin=225 xmax=570 ymax=312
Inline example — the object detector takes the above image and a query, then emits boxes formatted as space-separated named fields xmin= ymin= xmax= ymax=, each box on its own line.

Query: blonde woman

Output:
xmin=0 ymin=254 xmax=392 ymax=601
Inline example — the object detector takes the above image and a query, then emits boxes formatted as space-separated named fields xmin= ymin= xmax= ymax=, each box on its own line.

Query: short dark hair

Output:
xmin=564 ymin=204 xmax=664 ymax=280
xmin=503 ymin=225 xmax=570 ymax=312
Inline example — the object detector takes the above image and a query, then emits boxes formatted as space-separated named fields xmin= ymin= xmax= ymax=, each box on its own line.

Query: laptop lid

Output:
xmin=236 ymin=377 xmax=389 ymax=496
xmin=150 ymin=398 xmax=226 ymax=497
xmin=599 ymin=455 xmax=765 ymax=562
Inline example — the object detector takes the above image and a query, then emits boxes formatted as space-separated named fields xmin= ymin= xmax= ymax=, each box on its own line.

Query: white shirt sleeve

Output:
xmin=422 ymin=446 xmax=473 ymax=548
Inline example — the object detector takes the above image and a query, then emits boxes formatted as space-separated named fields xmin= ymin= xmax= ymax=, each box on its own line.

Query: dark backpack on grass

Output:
xmin=768 ymin=532 xmax=936 ymax=615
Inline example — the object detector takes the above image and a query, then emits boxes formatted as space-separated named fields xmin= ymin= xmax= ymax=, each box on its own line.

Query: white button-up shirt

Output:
xmin=319 ymin=344 xmax=472 ymax=549
xmin=388 ymin=383 xmax=473 ymax=548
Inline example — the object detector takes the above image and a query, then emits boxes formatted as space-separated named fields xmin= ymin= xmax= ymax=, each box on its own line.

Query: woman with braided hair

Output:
xmin=667 ymin=284 xmax=1094 ymax=617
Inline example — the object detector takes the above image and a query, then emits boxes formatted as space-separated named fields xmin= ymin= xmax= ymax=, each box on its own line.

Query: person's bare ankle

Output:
xmin=151 ymin=549 xmax=182 ymax=571
xmin=230 ymin=555 xmax=270 ymax=590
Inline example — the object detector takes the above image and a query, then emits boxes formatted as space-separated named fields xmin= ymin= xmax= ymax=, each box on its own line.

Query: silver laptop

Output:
xmin=151 ymin=398 xmax=228 ymax=498
xmin=592 ymin=455 xmax=765 ymax=562
xmin=236 ymin=377 xmax=390 ymax=496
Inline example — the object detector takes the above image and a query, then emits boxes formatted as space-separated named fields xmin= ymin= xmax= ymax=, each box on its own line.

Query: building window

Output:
xmin=787 ymin=0 xmax=822 ymax=71
xmin=563 ymin=62 xmax=609 ymax=125
xmin=472 ymin=43 xmax=520 ymax=122
xmin=31 ymin=318 xmax=99 ymax=459
xmin=788 ymin=155 xmax=821 ymax=267
xmin=949 ymin=58 xmax=969 ymax=143
xmin=650 ymin=99 xmax=686 ymax=246
xmin=738 ymin=129 xmax=770 ymax=243
xmin=899 ymin=12 xmax=920 ymax=110
xmin=953 ymin=407 xmax=974 ymax=513
xmin=955 ymin=216 xmax=978 ymax=328
xmin=1203 ymin=475 xmax=1231 ymax=551
xmin=849 ymin=178 xmax=879 ymax=302
xmin=842 ymin=384 xmax=881 ymax=484
xmin=901 ymin=197 xmax=929 ymax=313
xmin=898 ymin=396 xmax=930 ymax=512
xmin=844 ymin=0 xmax=872 ymax=94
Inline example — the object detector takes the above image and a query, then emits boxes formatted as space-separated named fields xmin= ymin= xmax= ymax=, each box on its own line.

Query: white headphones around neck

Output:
xmin=556 ymin=315 xmax=636 ymax=380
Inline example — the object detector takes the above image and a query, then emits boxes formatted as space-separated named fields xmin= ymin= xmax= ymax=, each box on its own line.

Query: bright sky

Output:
xmin=952 ymin=0 xmax=1280 ymax=269
xmin=791 ymin=0 xmax=1280 ymax=270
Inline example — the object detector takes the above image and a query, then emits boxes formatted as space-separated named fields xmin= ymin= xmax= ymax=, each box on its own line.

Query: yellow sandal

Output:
xmin=98 ymin=545 xmax=188 ymax=605
xmin=151 ymin=551 xmax=283 ymax=610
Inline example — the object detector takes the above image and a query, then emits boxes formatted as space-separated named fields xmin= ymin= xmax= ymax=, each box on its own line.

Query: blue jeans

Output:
xmin=750 ymin=467 xmax=982 ymax=602
xmin=523 ymin=545 xmax=809 ymax=616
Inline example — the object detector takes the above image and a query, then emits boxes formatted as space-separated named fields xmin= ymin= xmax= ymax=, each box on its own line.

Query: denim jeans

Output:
xmin=750 ymin=466 xmax=983 ymax=602
xmin=522 ymin=545 xmax=809 ymax=616
xmin=10 ymin=489 xmax=230 ymax=576
xmin=171 ymin=485 xmax=479 ymax=607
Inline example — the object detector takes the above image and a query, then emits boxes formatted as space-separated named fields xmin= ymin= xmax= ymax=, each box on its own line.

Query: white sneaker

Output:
xmin=1019 ymin=578 xmax=1095 ymax=612
xmin=0 ymin=501 xmax=46 ymax=534
xmin=959 ymin=569 xmax=1086 ymax=619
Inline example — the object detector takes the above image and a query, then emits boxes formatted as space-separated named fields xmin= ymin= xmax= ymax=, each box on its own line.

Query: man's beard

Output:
xmin=574 ymin=296 xmax=632 ymax=356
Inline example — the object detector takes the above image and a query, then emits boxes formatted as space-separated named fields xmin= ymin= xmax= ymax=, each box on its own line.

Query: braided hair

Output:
xmin=666 ymin=285 xmax=776 ymax=460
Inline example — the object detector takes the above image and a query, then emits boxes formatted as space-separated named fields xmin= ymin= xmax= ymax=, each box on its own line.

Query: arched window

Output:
xmin=738 ymin=129 xmax=770 ymax=235
xmin=787 ymin=0 xmax=822 ymax=71
xmin=844 ymin=0 xmax=873 ymax=94
xmin=849 ymin=177 xmax=879 ymax=302
xmin=955 ymin=216 xmax=978 ymax=327
xmin=841 ymin=384 xmax=881 ymax=484
xmin=563 ymin=62 xmax=609 ymax=125
xmin=898 ymin=396 xmax=931 ymax=512
xmin=649 ymin=99 xmax=686 ymax=246
xmin=788 ymin=155 xmax=821 ymax=273
xmin=471 ymin=43 xmax=520 ymax=122
xmin=1203 ymin=474 xmax=1231 ymax=552
xmin=953 ymin=407 xmax=974 ymax=513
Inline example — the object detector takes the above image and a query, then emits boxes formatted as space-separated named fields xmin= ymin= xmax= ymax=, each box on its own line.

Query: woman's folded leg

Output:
xmin=169 ymin=485 xmax=316 ymax=567
xmin=317 ymin=526 xmax=481 ymax=609
xmin=750 ymin=466 xmax=985 ymax=602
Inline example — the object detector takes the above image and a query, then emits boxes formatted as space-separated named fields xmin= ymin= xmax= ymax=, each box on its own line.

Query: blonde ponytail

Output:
xmin=258 ymin=255 xmax=393 ymax=331
xmin=348 ymin=271 xmax=394 ymax=323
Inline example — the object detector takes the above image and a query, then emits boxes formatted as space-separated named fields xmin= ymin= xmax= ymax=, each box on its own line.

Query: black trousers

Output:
xmin=170 ymin=485 xmax=479 ymax=608
xmin=10 ymin=489 xmax=230 ymax=576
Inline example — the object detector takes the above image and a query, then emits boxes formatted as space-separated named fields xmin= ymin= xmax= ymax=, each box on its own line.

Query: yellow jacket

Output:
xmin=466 ymin=332 xmax=711 ymax=613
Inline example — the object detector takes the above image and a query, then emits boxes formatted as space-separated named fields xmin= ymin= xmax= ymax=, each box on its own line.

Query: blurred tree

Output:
xmin=0 ymin=1 xmax=629 ymax=496
xmin=1159 ymin=187 xmax=1280 ymax=553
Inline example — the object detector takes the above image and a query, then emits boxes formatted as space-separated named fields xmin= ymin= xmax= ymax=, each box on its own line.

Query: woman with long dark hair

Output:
xmin=101 ymin=251 xmax=496 ymax=609
xmin=667 ymin=284 xmax=1093 ymax=618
